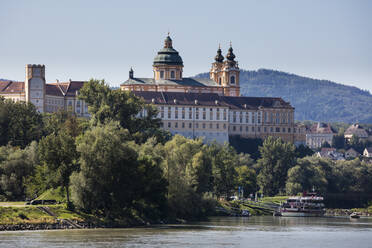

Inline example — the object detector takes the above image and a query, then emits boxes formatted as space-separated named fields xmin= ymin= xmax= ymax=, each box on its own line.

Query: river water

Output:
xmin=1 ymin=216 xmax=372 ymax=248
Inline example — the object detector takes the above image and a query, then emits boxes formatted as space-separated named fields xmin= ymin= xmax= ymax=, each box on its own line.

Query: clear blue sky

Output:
xmin=1 ymin=0 xmax=371 ymax=91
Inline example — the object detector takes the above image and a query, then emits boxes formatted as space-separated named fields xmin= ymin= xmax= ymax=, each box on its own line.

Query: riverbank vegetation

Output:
xmin=1 ymin=79 xmax=372 ymax=227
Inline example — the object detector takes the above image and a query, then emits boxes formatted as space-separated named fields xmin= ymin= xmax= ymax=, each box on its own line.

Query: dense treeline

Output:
xmin=1 ymin=79 xmax=372 ymax=222
xmin=196 ymin=69 xmax=372 ymax=123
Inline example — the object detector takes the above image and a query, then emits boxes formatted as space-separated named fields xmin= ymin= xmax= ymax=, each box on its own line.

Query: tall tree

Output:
xmin=78 ymin=79 xmax=164 ymax=143
xmin=256 ymin=136 xmax=296 ymax=196
xmin=38 ymin=132 xmax=78 ymax=204
xmin=286 ymin=157 xmax=328 ymax=195
xmin=0 ymin=98 xmax=43 ymax=148
xmin=0 ymin=142 xmax=38 ymax=201
xmin=209 ymin=143 xmax=240 ymax=198
xmin=71 ymin=122 xmax=167 ymax=220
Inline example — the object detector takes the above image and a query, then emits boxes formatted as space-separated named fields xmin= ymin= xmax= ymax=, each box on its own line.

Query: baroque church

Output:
xmin=121 ymin=35 xmax=240 ymax=96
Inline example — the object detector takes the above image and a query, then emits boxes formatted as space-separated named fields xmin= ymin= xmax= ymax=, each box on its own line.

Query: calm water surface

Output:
xmin=1 ymin=216 xmax=372 ymax=248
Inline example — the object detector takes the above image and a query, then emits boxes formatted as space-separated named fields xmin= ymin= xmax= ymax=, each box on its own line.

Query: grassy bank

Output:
xmin=0 ymin=205 xmax=89 ymax=225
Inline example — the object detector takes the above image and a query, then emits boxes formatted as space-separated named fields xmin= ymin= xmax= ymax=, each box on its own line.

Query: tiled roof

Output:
xmin=321 ymin=148 xmax=336 ymax=153
xmin=121 ymin=77 xmax=219 ymax=87
xmin=0 ymin=81 xmax=25 ymax=94
xmin=1 ymin=80 xmax=85 ymax=97
xmin=45 ymin=84 xmax=64 ymax=97
xmin=310 ymin=122 xmax=334 ymax=134
xmin=47 ymin=81 xmax=85 ymax=97
xmin=345 ymin=124 xmax=368 ymax=138
xmin=66 ymin=81 xmax=85 ymax=96
xmin=221 ymin=95 xmax=292 ymax=110
xmin=132 ymin=91 xmax=293 ymax=110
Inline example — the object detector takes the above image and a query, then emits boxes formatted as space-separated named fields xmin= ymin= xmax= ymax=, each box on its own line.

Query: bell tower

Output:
xmin=210 ymin=43 xmax=240 ymax=96
xmin=25 ymin=64 xmax=46 ymax=113
xmin=222 ymin=44 xmax=240 ymax=96
xmin=210 ymin=45 xmax=224 ymax=86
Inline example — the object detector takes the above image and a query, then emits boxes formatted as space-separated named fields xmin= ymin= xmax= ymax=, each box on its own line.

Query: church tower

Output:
xmin=153 ymin=35 xmax=183 ymax=80
xmin=210 ymin=45 xmax=224 ymax=86
xmin=25 ymin=64 xmax=46 ymax=113
xmin=210 ymin=44 xmax=240 ymax=96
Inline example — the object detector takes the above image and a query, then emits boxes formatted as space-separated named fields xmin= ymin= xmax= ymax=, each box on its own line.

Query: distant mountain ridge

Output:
xmin=196 ymin=69 xmax=372 ymax=123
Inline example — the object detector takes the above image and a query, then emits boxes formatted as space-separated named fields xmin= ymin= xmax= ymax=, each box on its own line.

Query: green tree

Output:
xmin=332 ymin=131 xmax=345 ymax=149
xmin=285 ymin=157 xmax=328 ymax=195
xmin=161 ymin=135 xmax=208 ymax=219
xmin=256 ymin=136 xmax=296 ymax=196
xmin=78 ymin=79 xmax=163 ymax=143
xmin=134 ymin=138 xmax=168 ymax=219
xmin=38 ymin=132 xmax=78 ymax=204
xmin=235 ymin=165 xmax=257 ymax=198
xmin=71 ymin=122 xmax=167 ymax=221
xmin=0 ymin=142 xmax=38 ymax=201
xmin=0 ymin=98 xmax=43 ymax=148
xmin=295 ymin=144 xmax=314 ymax=158
xmin=43 ymin=110 xmax=86 ymax=137
xmin=209 ymin=143 xmax=240 ymax=198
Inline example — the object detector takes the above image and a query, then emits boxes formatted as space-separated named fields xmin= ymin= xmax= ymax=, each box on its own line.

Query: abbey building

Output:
xmin=121 ymin=36 xmax=302 ymax=144
xmin=1 ymin=35 xmax=304 ymax=144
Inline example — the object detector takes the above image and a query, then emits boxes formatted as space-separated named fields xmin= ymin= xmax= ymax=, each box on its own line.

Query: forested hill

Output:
xmin=196 ymin=69 xmax=372 ymax=123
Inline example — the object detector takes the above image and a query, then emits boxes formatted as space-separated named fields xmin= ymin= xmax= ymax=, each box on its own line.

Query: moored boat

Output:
xmin=279 ymin=192 xmax=325 ymax=217
xmin=350 ymin=212 xmax=360 ymax=219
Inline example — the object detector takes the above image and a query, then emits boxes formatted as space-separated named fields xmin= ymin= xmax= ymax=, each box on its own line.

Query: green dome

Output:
xmin=153 ymin=36 xmax=183 ymax=66
xmin=153 ymin=48 xmax=183 ymax=66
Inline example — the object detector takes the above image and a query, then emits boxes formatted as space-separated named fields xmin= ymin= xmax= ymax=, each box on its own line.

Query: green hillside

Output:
xmin=196 ymin=69 xmax=372 ymax=123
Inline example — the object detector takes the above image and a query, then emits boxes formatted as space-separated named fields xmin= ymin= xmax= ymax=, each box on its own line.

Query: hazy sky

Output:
xmin=1 ymin=0 xmax=371 ymax=91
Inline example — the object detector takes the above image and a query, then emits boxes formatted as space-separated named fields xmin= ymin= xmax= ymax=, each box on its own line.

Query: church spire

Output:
xmin=214 ymin=44 xmax=224 ymax=63
xmin=226 ymin=42 xmax=236 ymax=62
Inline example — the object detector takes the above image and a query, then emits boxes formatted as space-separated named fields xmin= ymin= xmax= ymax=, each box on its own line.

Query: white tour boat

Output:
xmin=279 ymin=192 xmax=326 ymax=217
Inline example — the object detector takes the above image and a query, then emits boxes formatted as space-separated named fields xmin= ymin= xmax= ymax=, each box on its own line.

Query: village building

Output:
xmin=316 ymin=148 xmax=344 ymax=161
xmin=344 ymin=124 xmax=369 ymax=141
xmin=363 ymin=147 xmax=372 ymax=158
xmin=345 ymin=148 xmax=360 ymax=159
xmin=306 ymin=122 xmax=334 ymax=149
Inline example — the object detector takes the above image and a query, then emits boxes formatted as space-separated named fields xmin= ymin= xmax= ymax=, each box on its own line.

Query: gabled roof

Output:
xmin=0 ymin=81 xmax=24 ymax=94
xmin=346 ymin=148 xmax=358 ymax=154
xmin=121 ymin=77 xmax=219 ymax=87
xmin=345 ymin=124 xmax=368 ymax=138
xmin=47 ymin=81 xmax=85 ymax=97
xmin=45 ymin=84 xmax=64 ymax=97
xmin=309 ymin=122 xmax=334 ymax=134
